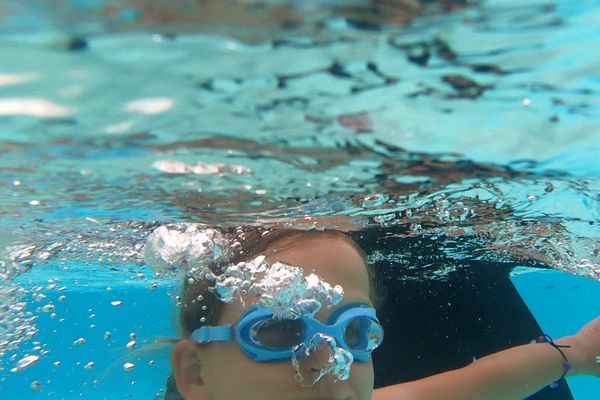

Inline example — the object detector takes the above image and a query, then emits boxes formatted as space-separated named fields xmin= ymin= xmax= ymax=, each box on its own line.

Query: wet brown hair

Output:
xmin=178 ymin=228 xmax=381 ymax=337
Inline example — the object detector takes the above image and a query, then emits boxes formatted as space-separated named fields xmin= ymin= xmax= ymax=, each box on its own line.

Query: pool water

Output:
xmin=511 ymin=269 xmax=600 ymax=399
xmin=1 ymin=0 xmax=599 ymax=398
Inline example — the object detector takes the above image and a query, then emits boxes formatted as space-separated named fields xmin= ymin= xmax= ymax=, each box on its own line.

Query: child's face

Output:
xmin=172 ymin=235 xmax=375 ymax=400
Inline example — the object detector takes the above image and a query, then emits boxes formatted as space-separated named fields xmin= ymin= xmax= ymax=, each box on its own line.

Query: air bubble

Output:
xmin=103 ymin=331 xmax=111 ymax=341
xmin=123 ymin=362 xmax=135 ymax=372
xmin=34 ymin=293 xmax=47 ymax=302
xmin=73 ymin=338 xmax=86 ymax=346
xmin=15 ymin=355 xmax=40 ymax=371
xmin=84 ymin=361 xmax=94 ymax=370
xmin=41 ymin=304 xmax=55 ymax=312
xmin=126 ymin=340 xmax=136 ymax=350
xmin=362 ymin=193 xmax=388 ymax=208
xmin=30 ymin=380 xmax=42 ymax=391
xmin=374 ymin=213 xmax=396 ymax=225
xmin=111 ymin=300 xmax=123 ymax=307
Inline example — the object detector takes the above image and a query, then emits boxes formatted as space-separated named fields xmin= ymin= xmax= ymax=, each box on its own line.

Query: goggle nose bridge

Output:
xmin=298 ymin=318 xmax=347 ymax=346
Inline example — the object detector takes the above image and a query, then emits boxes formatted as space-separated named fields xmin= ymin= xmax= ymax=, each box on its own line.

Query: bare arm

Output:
xmin=373 ymin=316 xmax=600 ymax=400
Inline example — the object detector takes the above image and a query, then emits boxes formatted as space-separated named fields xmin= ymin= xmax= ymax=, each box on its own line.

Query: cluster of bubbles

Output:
xmin=1 ymin=244 xmax=39 ymax=282
xmin=144 ymin=223 xmax=230 ymax=273
xmin=0 ymin=220 xmax=154 ymax=358
xmin=7 ymin=324 xmax=147 ymax=393
xmin=0 ymin=283 xmax=39 ymax=365
xmin=291 ymin=333 xmax=354 ymax=386
xmin=1 ymin=219 xmax=156 ymax=285
xmin=211 ymin=255 xmax=344 ymax=319
xmin=145 ymin=223 xmax=344 ymax=319
xmin=360 ymin=185 xmax=600 ymax=282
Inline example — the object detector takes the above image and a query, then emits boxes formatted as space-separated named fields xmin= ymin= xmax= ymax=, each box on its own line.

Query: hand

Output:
xmin=565 ymin=315 xmax=600 ymax=377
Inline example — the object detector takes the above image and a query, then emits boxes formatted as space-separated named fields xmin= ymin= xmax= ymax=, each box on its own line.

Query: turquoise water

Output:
xmin=511 ymin=269 xmax=600 ymax=399
xmin=1 ymin=0 xmax=600 ymax=398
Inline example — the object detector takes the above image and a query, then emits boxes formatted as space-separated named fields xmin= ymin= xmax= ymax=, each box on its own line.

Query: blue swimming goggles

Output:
xmin=190 ymin=303 xmax=384 ymax=362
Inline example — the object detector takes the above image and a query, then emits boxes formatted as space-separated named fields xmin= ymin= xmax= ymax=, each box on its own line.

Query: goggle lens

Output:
xmin=344 ymin=317 xmax=384 ymax=351
xmin=250 ymin=319 xmax=304 ymax=350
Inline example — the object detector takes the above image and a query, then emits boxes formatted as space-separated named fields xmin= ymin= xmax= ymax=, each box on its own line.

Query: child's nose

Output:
xmin=293 ymin=340 xmax=333 ymax=383
xmin=293 ymin=335 xmax=354 ymax=386
xmin=306 ymin=340 xmax=334 ymax=368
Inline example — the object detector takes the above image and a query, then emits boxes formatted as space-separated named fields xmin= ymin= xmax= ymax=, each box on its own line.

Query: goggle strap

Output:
xmin=191 ymin=324 xmax=233 ymax=344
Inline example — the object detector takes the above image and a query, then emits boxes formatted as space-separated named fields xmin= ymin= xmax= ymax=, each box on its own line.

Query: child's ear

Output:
xmin=171 ymin=340 xmax=207 ymax=400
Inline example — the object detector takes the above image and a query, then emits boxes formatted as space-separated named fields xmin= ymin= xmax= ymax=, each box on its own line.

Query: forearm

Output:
xmin=458 ymin=336 xmax=575 ymax=400
xmin=375 ymin=336 xmax=580 ymax=400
